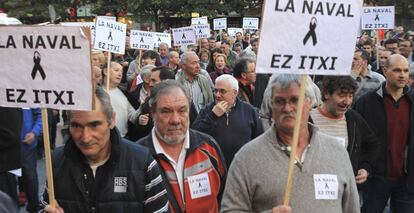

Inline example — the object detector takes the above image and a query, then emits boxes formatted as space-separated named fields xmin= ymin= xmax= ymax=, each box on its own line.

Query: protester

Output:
xmin=376 ymin=48 xmax=392 ymax=76
xmin=220 ymin=40 xmax=238 ymax=68
xmin=192 ymin=74 xmax=263 ymax=167
xmin=176 ymin=51 xmax=214 ymax=113
xmin=399 ymin=39 xmax=413 ymax=64
xmin=233 ymin=58 xmax=257 ymax=104
xmin=43 ymin=86 xmax=168 ymax=213
xmin=355 ymin=54 xmax=414 ymax=213
xmin=206 ymin=48 xmax=225 ymax=73
xmin=167 ymin=51 xmax=180 ymax=74
xmin=158 ymin=42 xmax=170 ymax=66
xmin=0 ymin=107 xmax=22 ymax=206
xmin=384 ymin=38 xmax=400 ymax=54
xmin=198 ymin=48 xmax=210 ymax=70
xmin=351 ymin=49 xmax=385 ymax=101
xmin=209 ymin=54 xmax=232 ymax=83
xmin=103 ymin=62 xmax=140 ymax=138
xmin=19 ymin=108 xmax=42 ymax=213
xmin=311 ymin=76 xmax=380 ymax=183
xmin=138 ymin=80 xmax=226 ymax=212
xmin=221 ymin=74 xmax=359 ymax=212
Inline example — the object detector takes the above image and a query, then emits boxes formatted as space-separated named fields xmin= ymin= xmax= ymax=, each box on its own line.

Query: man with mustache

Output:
xmin=310 ymin=76 xmax=380 ymax=185
xmin=138 ymin=80 xmax=227 ymax=213
xmin=221 ymin=74 xmax=359 ymax=213
xmin=355 ymin=54 xmax=414 ymax=213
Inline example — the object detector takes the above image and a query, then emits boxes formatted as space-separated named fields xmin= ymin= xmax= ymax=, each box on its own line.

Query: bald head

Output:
xmin=384 ymin=54 xmax=408 ymax=70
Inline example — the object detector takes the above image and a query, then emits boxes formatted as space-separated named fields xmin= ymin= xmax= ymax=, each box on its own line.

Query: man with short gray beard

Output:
xmin=138 ymin=80 xmax=227 ymax=213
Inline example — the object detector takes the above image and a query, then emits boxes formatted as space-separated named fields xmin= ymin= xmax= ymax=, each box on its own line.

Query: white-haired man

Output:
xmin=192 ymin=74 xmax=264 ymax=167
xmin=221 ymin=74 xmax=359 ymax=213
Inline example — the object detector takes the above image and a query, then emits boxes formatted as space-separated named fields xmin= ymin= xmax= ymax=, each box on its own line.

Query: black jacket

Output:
xmin=345 ymin=109 xmax=381 ymax=176
xmin=45 ymin=128 xmax=168 ymax=213
xmin=0 ymin=107 xmax=22 ymax=173
xmin=354 ymin=83 xmax=414 ymax=192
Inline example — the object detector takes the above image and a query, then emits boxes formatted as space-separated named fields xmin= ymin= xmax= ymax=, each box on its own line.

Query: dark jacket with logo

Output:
xmin=44 ymin=128 xmax=169 ymax=213
xmin=354 ymin=83 xmax=414 ymax=192
xmin=345 ymin=109 xmax=381 ymax=176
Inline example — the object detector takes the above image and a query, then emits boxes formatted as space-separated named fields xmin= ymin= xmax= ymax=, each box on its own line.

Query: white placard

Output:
xmin=61 ymin=22 xmax=96 ymax=45
xmin=172 ymin=26 xmax=196 ymax=46
xmin=97 ymin=16 xmax=116 ymax=21
xmin=191 ymin=16 xmax=208 ymax=25
xmin=94 ymin=17 xmax=126 ymax=54
xmin=213 ymin=18 xmax=227 ymax=30
xmin=227 ymin=28 xmax=243 ymax=37
xmin=194 ymin=25 xmax=210 ymax=39
xmin=0 ymin=26 xmax=92 ymax=110
xmin=243 ymin=17 xmax=259 ymax=30
xmin=130 ymin=30 xmax=155 ymax=50
xmin=361 ymin=6 xmax=394 ymax=30
xmin=256 ymin=0 xmax=363 ymax=75
xmin=188 ymin=173 xmax=212 ymax=199
xmin=154 ymin=32 xmax=172 ymax=48
xmin=314 ymin=174 xmax=338 ymax=200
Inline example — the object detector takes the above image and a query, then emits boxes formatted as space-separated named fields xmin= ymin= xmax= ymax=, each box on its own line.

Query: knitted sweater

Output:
xmin=221 ymin=125 xmax=360 ymax=213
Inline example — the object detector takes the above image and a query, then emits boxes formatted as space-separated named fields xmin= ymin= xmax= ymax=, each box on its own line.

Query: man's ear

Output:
xmin=109 ymin=113 xmax=116 ymax=129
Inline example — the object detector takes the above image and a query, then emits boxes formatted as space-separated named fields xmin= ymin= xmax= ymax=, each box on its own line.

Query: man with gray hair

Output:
xmin=43 ymin=86 xmax=169 ymax=213
xmin=221 ymin=74 xmax=360 ymax=213
xmin=158 ymin=42 xmax=169 ymax=66
xmin=192 ymin=74 xmax=263 ymax=167
xmin=176 ymin=51 xmax=214 ymax=113
xmin=138 ymin=80 xmax=226 ymax=212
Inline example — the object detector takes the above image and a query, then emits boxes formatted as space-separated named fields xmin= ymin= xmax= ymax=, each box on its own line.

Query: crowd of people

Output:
xmin=0 ymin=24 xmax=414 ymax=213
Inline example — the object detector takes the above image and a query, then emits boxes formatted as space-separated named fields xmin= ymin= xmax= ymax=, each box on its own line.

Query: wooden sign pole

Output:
xmin=283 ymin=74 xmax=308 ymax=206
xmin=41 ymin=108 xmax=55 ymax=207
xmin=106 ymin=52 xmax=111 ymax=91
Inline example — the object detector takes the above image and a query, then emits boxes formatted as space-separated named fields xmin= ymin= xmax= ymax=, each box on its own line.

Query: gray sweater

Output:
xmin=221 ymin=125 xmax=360 ymax=213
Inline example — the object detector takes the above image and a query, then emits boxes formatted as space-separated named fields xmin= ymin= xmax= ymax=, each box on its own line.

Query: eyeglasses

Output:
xmin=272 ymin=97 xmax=299 ymax=108
xmin=213 ymin=88 xmax=229 ymax=94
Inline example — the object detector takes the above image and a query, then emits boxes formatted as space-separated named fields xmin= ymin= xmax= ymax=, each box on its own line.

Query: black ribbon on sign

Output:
xmin=31 ymin=51 xmax=46 ymax=80
xmin=375 ymin=14 xmax=380 ymax=21
xmin=303 ymin=17 xmax=317 ymax=46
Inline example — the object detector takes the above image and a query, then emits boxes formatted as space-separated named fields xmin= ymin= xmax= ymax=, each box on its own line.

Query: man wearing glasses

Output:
xmin=192 ymin=74 xmax=263 ymax=168
xmin=221 ymin=74 xmax=359 ymax=213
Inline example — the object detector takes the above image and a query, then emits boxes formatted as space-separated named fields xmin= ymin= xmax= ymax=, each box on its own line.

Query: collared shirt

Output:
xmin=152 ymin=128 xmax=190 ymax=200
xmin=182 ymin=76 xmax=204 ymax=113
xmin=353 ymin=70 xmax=385 ymax=100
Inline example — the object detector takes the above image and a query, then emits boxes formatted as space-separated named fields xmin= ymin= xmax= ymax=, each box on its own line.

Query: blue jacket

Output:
xmin=21 ymin=108 xmax=42 ymax=150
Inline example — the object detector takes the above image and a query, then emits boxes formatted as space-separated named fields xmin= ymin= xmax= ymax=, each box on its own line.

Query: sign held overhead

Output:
xmin=94 ymin=17 xmax=126 ymax=54
xmin=213 ymin=18 xmax=227 ymax=30
xmin=172 ymin=26 xmax=196 ymax=46
xmin=154 ymin=32 xmax=172 ymax=48
xmin=243 ymin=17 xmax=259 ymax=30
xmin=256 ymin=0 xmax=363 ymax=75
xmin=0 ymin=26 xmax=93 ymax=110
xmin=361 ymin=6 xmax=394 ymax=30
xmin=130 ymin=30 xmax=155 ymax=50
xmin=191 ymin=16 xmax=208 ymax=25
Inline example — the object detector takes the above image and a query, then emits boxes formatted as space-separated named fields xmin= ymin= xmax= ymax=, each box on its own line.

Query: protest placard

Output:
xmin=130 ymin=30 xmax=155 ymax=50
xmin=61 ymin=22 xmax=95 ymax=45
xmin=191 ymin=16 xmax=208 ymax=25
xmin=172 ymin=26 xmax=197 ymax=46
xmin=213 ymin=18 xmax=227 ymax=30
xmin=227 ymin=28 xmax=243 ymax=37
xmin=243 ymin=17 xmax=259 ymax=30
xmin=361 ymin=6 xmax=394 ymax=30
xmin=0 ymin=26 xmax=93 ymax=110
xmin=256 ymin=0 xmax=363 ymax=75
xmin=154 ymin=32 xmax=172 ymax=48
xmin=94 ymin=17 xmax=126 ymax=54
xmin=194 ymin=25 xmax=210 ymax=39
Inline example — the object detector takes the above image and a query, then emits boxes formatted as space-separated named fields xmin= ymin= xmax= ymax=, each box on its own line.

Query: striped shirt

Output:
xmin=144 ymin=159 xmax=170 ymax=213
xmin=310 ymin=107 xmax=348 ymax=148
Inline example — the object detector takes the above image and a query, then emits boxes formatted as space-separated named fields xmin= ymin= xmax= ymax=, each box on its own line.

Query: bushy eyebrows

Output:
xmin=70 ymin=120 xmax=104 ymax=127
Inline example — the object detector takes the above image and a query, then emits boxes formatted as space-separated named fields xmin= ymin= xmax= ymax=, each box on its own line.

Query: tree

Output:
xmin=3 ymin=0 xmax=68 ymax=24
